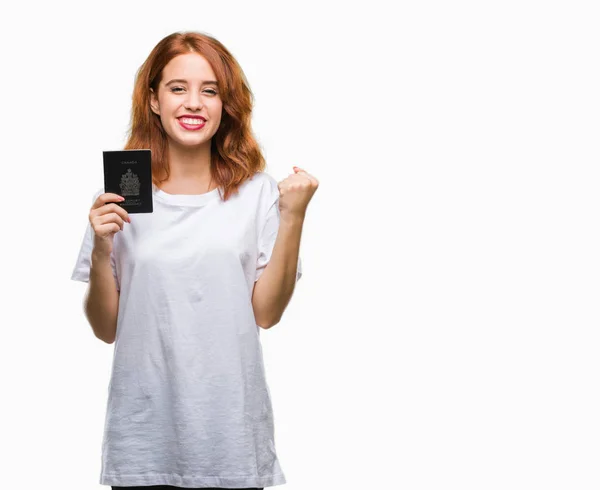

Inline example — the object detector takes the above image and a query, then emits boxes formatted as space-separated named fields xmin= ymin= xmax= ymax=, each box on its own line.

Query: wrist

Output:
xmin=91 ymin=248 xmax=112 ymax=266
xmin=280 ymin=211 xmax=305 ymax=226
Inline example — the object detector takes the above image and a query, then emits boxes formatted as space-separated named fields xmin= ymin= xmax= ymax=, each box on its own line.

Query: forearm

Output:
xmin=84 ymin=251 xmax=120 ymax=343
xmin=252 ymin=213 xmax=304 ymax=328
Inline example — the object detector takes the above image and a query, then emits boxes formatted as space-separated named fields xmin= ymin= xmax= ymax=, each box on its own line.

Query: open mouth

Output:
xmin=177 ymin=118 xmax=206 ymax=130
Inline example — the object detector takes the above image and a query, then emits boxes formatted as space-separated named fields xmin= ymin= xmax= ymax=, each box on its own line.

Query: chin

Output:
xmin=172 ymin=137 xmax=211 ymax=148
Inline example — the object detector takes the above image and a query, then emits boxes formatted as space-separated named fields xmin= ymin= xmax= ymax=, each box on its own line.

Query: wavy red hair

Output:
xmin=123 ymin=31 xmax=266 ymax=201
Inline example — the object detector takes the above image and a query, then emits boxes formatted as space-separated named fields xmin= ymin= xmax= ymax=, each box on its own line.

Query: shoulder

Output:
xmin=244 ymin=171 xmax=279 ymax=203
xmin=254 ymin=172 xmax=279 ymax=196
xmin=247 ymin=171 xmax=278 ymax=191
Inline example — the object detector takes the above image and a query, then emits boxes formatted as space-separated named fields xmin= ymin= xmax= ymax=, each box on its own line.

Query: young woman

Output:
xmin=71 ymin=31 xmax=318 ymax=489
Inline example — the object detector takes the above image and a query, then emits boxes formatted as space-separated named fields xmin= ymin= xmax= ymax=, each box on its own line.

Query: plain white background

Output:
xmin=1 ymin=0 xmax=598 ymax=489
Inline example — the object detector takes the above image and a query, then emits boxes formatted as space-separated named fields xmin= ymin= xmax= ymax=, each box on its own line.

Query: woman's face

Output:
xmin=150 ymin=53 xmax=223 ymax=149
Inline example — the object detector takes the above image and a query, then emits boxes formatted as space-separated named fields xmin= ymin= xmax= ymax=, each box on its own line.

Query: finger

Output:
xmin=94 ymin=193 xmax=125 ymax=209
xmin=95 ymin=212 xmax=126 ymax=231
xmin=94 ymin=221 xmax=123 ymax=238
xmin=293 ymin=166 xmax=312 ymax=177
xmin=92 ymin=202 xmax=131 ymax=223
xmin=293 ymin=166 xmax=317 ymax=183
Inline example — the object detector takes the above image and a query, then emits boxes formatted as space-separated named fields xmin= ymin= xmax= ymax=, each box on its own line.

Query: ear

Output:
xmin=149 ymin=88 xmax=160 ymax=116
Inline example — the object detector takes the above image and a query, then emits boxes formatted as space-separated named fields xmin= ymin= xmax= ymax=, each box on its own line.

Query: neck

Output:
xmin=165 ymin=141 xmax=214 ymax=192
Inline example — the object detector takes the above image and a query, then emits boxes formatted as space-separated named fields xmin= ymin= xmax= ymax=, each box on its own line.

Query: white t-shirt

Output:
xmin=70 ymin=171 xmax=301 ymax=488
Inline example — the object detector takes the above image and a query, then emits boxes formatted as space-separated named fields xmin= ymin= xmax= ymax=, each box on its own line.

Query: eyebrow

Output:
xmin=165 ymin=79 xmax=218 ymax=86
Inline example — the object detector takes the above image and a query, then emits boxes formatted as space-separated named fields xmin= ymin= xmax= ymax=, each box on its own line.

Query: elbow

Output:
xmin=92 ymin=328 xmax=116 ymax=344
xmin=252 ymin=288 xmax=285 ymax=329
xmin=252 ymin=299 xmax=277 ymax=329
xmin=84 ymin=296 xmax=118 ymax=344
xmin=256 ymin=319 xmax=274 ymax=330
xmin=101 ymin=333 xmax=116 ymax=344
xmin=261 ymin=315 xmax=282 ymax=330
xmin=256 ymin=313 xmax=281 ymax=330
xmin=85 ymin=309 xmax=117 ymax=344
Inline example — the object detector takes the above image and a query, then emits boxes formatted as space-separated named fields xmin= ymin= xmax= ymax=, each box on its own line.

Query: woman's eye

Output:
xmin=170 ymin=88 xmax=217 ymax=95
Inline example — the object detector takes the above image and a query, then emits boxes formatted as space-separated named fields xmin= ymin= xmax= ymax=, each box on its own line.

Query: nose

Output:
xmin=184 ymin=90 xmax=203 ymax=111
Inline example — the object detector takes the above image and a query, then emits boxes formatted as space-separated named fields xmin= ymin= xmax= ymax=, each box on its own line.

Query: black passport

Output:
xmin=103 ymin=149 xmax=153 ymax=213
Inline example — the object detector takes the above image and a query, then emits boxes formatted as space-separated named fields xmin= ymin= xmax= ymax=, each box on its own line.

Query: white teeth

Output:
xmin=180 ymin=118 xmax=205 ymax=125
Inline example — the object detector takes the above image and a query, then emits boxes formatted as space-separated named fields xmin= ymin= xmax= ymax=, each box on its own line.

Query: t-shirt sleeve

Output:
xmin=70 ymin=188 xmax=120 ymax=291
xmin=255 ymin=178 xmax=303 ymax=283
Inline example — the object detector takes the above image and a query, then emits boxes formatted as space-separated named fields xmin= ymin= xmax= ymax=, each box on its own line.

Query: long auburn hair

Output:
xmin=123 ymin=31 xmax=266 ymax=201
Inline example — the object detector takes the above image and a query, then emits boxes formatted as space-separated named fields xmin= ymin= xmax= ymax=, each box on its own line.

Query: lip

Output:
xmin=177 ymin=115 xmax=207 ymax=122
xmin=178 ymin=118 xmax=206 ymax=130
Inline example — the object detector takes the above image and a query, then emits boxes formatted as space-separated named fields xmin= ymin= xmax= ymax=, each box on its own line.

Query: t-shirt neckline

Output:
xmin=152 ymin=183 xmax=221 ymax=207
